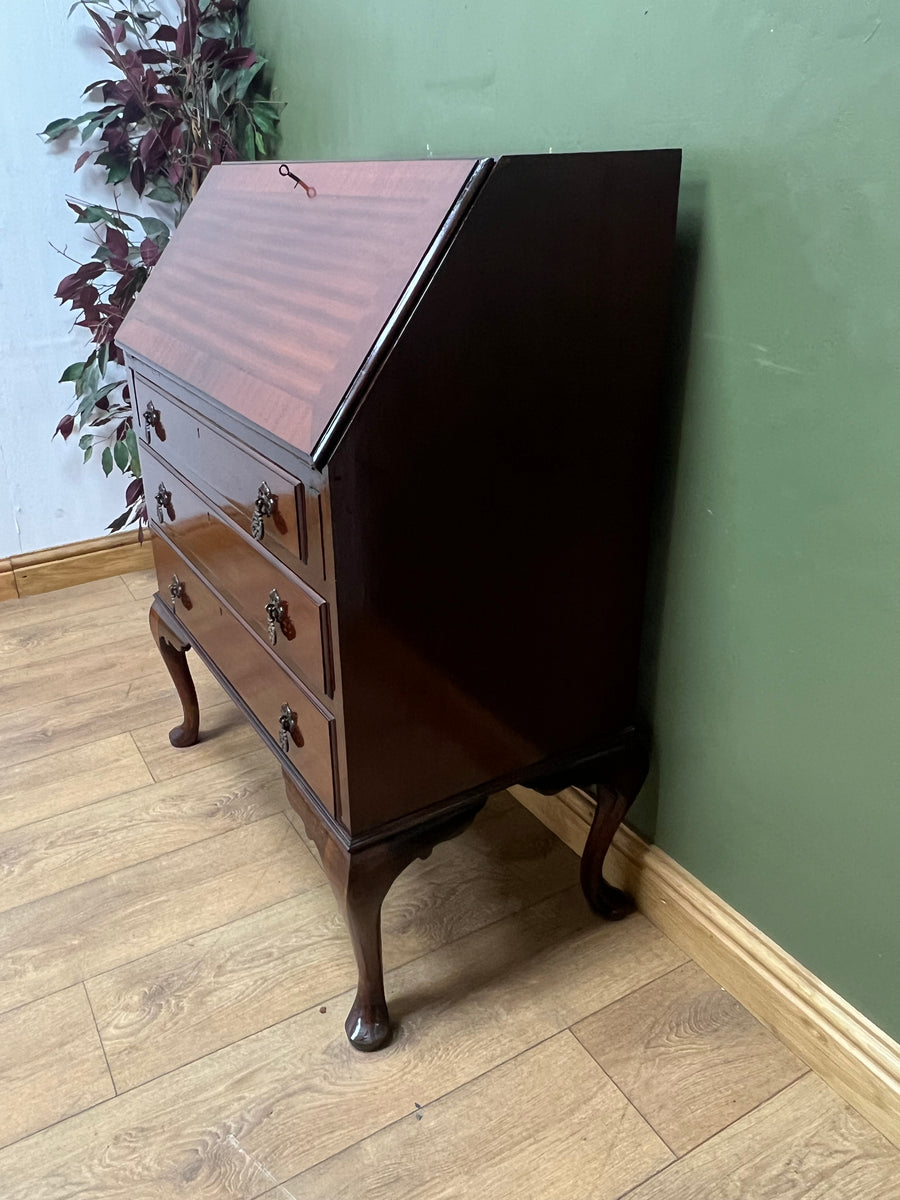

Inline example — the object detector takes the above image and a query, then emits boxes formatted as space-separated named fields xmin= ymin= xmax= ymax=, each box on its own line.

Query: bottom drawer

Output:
xmin=152 ymin=533 xmax=338 ymax=814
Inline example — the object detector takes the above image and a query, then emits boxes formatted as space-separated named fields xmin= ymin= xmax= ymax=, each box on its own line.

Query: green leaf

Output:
xmin=97 ymin=342 xmax=110 ymax=374
xmin=139 ymin=216 xmax=170 ymax=238
xmin=146 ymin=182 xmax=178 ymax=204
xmin=78 ymin=433 xmax=93 ymax=451
xmin=41 ymin=117 xmax=78 ymax=139
xmin=199 ymin=16 xmax=231 ymax=37
xmin=106 ymin=161 xmax=131 ymax=185
xmin=125 ymin=427 xmax=140 ymax=460
xmin=107 ymin=509 xmax=131 ymax=532
xmin=83 ymin=445 xmax=93 ymax=463
xmin=75 ymin=205 xmax=131 ymax=230
xmin=59 ymin=362 xmax=86 ymax=384
xmin=101 ymin=446 xmax=114 ymax=476
xmin=251 ymin=101 xmax=278 ymax=135
xmin=234 ymin=59 xmax=264 ymax=101
xmin=254 ymin=130 xmax=265 ymax=156
xmin=240 ymin=121 xmax=255 ymax=161
xmin=113 ymin=439 xmax=130 ymax=471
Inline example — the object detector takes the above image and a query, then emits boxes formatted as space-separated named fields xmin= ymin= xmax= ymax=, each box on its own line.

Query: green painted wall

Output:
xmin=250 ymin=0 xmax=900 ymax=1040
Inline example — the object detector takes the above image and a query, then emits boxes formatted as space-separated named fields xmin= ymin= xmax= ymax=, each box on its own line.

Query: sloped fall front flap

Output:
xmin=118 ymin=158 xmax=480 ymax=460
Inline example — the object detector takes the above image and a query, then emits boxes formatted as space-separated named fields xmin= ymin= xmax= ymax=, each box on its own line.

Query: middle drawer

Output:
xmin=146 ymin=446 xmax=334 ymax=697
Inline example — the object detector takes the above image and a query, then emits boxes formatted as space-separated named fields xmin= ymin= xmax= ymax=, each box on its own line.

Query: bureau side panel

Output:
xmin=329 ymin=150 xmax=682 ymax=835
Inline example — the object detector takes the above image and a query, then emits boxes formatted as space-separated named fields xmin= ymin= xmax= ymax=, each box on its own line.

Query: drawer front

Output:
xmin=146 ymin=449 xmax=333 ymax=697
xmin=152 ymin=535 xmax=338 ymax=814
xmin=135 ymin=374 xmax=306 ymax=569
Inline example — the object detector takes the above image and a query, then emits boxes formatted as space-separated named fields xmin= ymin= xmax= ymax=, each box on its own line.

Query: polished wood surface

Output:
xmin=119 ymin=159 xmax=479 ymax=456
xmin=144 ymin=447 xmax=332 ymax=696
xmin=151 ymin=543 xmax=337 ymax=813
xmin=126 ymin=150 xmax=684 ymax=1047
xmin=285 ymin=772 xmax=485 ymax=1050
xmin=137 ymin=378 xmax=308 ymax=570
xmin=3 ymin=573 xmax=900 ymax=1197
xmin=329 ymin=150 xmax=681 ymax=830
xmin=148 ymin=595 xmax=200 ymax=749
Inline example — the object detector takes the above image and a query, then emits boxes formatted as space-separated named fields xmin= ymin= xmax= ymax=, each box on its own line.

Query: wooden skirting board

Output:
xmin=0 ymin=530 xmax=150 ymax=600
xmin=511 ymin=783 xmax=900 ymax=1153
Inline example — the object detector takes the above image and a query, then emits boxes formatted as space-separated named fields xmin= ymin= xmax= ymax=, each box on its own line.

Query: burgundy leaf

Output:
xmin=74 ymin=284 xmax=101 ymax=310
xmin=55 ymin=413 xmax=76 ymax=440
xmin=101 ymin=121 xmax=129 ymax=152
xmin=113 ymin=22 xmax=126 ymax=44
xmin=116 ymin=420 xmax=129 ymax=440
xmin=126 ymin=477 xmax=143 ymax=505
xmin=138 ymin=48 xmax=167 ymax=64
xmin=200 ymin=38 xmax=226 ymax=63
xmin=55 ymin=262 xmax=105 ymax=301
xmin=66 ymin=199 xmax=85 ymax=217
xmin=149 ymin=92 xmax=181 ymax=110
xmin=95 ymin=396 xmax=110 ymax=410
xmin=221 ymin=46 xmax=256 ymax=69
xmin=138 ymin=127 xmax=165 ymax=172
xmin=140 ymin=236 xmax=161 ymax=266
xmin=105 ymin=226 xmax=129 ymax=269
xmin=73 ymin=149 xmax=91 ymax=172
xmin=174 ymin=20 xmax=190 ymax=57
xmin=152 ymin=23 xmax=178 ymax=41
xmin=103 ymin=80 xmax=132 ymax=103
xmin=123 ymin=97 xmax=144 ymax=122
xmin=131 ymin=157 xmax=145 ymax=195
xmin=87 ymin=7 xmax=116 ymax=47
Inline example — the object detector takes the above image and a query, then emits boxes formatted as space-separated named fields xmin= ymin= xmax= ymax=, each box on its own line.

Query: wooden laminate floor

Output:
xmin=1 ymin=572 xmax=898 ymax=1199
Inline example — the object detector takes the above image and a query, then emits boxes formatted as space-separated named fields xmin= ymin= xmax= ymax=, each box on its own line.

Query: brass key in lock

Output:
xmin=265 ymin=588 xmax=284 ymax=646
xmin=251 ymin=482 xmax=275 ymax=541
xmin=278 ymin=703 xmax=295 ymax=753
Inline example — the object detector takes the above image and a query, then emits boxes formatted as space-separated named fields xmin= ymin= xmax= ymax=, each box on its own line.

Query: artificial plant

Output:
xmin=42 ymin=0 xmax=281 ymax=532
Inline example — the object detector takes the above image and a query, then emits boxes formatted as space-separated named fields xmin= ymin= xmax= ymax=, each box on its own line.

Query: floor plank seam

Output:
xmin=89 ymin=878 xmax=594 ymax=1100
xmin=0 ymin=809 xmax=298 ymax=920
xmin=615 ymin=1066 xmax=815 ymax=1200
xmin=82 ymin=981 xmax=118 ymax=1098
xmin=571 ymin=958 xmax=688 ymax=1033
xmin=80 ymin=878 xmax=329 ymax=994
xmin=572 ymin=1043 xmax=679 ymax=1161
xmin=0 ymin=744 xmax=274 ymax=839
xmin=251 ymin=1028 xmax=575 ymax=1199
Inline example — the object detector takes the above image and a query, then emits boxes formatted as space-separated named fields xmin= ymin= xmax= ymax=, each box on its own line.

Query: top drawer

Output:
xmin=133 ymin=375 xmax=306 ymax=570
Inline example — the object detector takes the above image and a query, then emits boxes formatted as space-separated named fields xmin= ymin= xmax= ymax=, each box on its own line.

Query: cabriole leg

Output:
xmin=149 ymin=598 xmax=200 ymax=748
xmin=284 ymin=773 xmax=485 ymax=1050
xmin=579 ymin=735 xmax=650 ymax=919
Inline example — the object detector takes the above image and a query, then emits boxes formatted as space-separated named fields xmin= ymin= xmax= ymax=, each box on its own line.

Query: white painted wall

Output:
xmin=0 ymin=2 xmax=131 ymax=556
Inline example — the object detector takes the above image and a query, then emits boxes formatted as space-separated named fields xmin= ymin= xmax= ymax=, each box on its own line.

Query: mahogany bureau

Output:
xmin=117 ymin=151 xmax=681 ymax=1050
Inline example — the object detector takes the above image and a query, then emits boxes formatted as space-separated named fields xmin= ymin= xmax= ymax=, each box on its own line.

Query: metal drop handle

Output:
xmin=155 ymin=482 xmax=172 ymax=523
xmin=143 ymin=401 xmax=160 ymax=442
xmin=169 ymin=575 xmax=184 ymax=610
xmin=251 ymin=482 xmax=275 ymax=541
xmin=265 ymin=588 xmax=285 ymax=646
xmin=278 ymin=703 xmax=296 ymax=753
